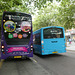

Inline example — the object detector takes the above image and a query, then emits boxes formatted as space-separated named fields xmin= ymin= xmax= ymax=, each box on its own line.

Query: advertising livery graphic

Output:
xmin=21 ymin=21 xmax=31 ymax=32
xmin=4 ymin=21 xmax=16 ymax=32
xmin=1 ymin=12 xmax=33 ymax=59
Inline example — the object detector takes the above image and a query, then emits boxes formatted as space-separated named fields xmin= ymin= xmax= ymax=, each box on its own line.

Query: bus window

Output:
xmin=43 ymin=28 xmax=63 ymax=39
xmin=33 ymin=33 xmax=41 ymax=45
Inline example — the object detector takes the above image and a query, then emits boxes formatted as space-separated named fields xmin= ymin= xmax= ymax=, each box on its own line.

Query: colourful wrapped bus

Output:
xmin=1 ymin=11 xmax=33 ymax=59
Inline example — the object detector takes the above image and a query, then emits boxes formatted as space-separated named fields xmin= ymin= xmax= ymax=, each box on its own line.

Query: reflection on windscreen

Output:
xmin=3 ymin=12 xmax=32 ymax=45
xmin=43 ymin=28 xmax=64 ymax=39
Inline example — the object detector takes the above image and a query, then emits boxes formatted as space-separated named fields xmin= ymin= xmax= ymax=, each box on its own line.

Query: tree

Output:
xmin=33 ymin=1 xmax=61 ymax=31
xmin=33 ymin=0 xmax=75 ymax=31
xmin=0 ymin=0 xmax=75 ymax=31
xmin=57 ymin=0 xmax=75 ymax=29
xmin=0 ymin=0 xmax=29 ymax=29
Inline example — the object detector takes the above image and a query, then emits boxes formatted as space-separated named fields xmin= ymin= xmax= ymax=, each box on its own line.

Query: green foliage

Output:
xmin=0 ymin=0 xmax=56 ymax=29
xmin=0 ymin=0 xmax=29 ymax=28
xmin=57 ymin=0 xmax=75 ymax=29
xmin=33 ymin=0 xmax=75 ymax=31
xmin=33 ymin=2 xmax=61 ymax=31
xmin=0 ymin=0 xmax=23 ymax=12
xmin=0 ymin=0 xmax=75 ymax=31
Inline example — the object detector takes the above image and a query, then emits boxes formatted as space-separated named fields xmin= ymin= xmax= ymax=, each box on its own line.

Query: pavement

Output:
xmin=66 ymin=41 xmax=75 ymax=51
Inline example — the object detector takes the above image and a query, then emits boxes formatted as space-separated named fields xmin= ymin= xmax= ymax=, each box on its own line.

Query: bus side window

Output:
xmin=34 ymin=33 xmax=41 ymax=45
xmin=33 ymin=35 xmax=35 ymax=44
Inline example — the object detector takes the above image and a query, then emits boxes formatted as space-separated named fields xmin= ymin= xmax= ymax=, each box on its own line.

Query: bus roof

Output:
xmin=33 ymin=26 xmax=64 ymax=34
xmin=3 ymin=11 xmax=31 ymax=17
xmin=42 ymin=26 xmax=64 ymax=29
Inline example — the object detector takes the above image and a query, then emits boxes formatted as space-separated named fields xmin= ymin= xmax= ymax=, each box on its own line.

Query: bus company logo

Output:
xmin=7 ymin=47 xmax=28 ymax=53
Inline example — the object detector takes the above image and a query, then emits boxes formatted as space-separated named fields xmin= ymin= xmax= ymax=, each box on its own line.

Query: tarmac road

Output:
xmin=0 ymin=51 xmax=75 ymax=75
xmin=0 ymin=58 xmax=50 ymax=75
xmin=33 ymin=51 xmax=75 ymax=75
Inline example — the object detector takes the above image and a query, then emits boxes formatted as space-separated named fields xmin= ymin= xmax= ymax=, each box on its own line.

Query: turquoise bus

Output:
xmin=33 ymin=26 xmax=66 ymax=55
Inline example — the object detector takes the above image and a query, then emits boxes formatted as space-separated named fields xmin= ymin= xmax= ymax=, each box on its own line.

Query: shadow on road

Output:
xmin=34 ymin=53 xmax=67 ymax=59
xmin=3 ymin=58 xmax=32 ymax=62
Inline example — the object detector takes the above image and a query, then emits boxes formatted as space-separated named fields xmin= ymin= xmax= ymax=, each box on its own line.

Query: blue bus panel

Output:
xmin=33 ymin=26 xmax=66 ymax=55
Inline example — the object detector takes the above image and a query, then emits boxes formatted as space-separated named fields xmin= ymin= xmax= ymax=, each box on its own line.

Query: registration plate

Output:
xmin=52 ymin=51 xmax=58 ymax=53
xmin=14 ymin=56 xmax=22 ymax=58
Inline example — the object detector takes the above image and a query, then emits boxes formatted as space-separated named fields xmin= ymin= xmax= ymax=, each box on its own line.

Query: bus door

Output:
xmin=33 ymin=33 xmax=41 ymax=53
xmin=43 ymin=27 xmax=66 ymax=53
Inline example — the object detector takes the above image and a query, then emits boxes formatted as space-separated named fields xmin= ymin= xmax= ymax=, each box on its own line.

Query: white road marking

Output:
xmin=30 ymin=58 xmax=37 ymax=63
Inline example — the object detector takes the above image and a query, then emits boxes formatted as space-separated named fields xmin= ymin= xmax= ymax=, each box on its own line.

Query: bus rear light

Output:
xmin=2 ymin=49 xmax=4 ymax=52
xmin=30 ymin=48 xmax=33 ymax=53
xmin=31 ymin=48 xmax=33 ymax=50
xmin=41 ymin=41 xmax=44 ymax=44
xmin=3 ymin=52 xmax=5 ymax=54
xmin=42 ymin=50 xmax=44 ymax=53
xmin=31 ymin=45 xmax=33 ymax=48
xmin=2 ymin=45 xmax=4 ymax=48
xmin=42 ymin=47 xmax=43 ymax=49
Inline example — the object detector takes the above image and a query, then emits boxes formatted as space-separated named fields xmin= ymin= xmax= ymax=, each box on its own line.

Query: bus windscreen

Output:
xmin=3 ymin=12 xmax=32 ymax=45
xmin=43 ymin=28 xmax=64 ymax=39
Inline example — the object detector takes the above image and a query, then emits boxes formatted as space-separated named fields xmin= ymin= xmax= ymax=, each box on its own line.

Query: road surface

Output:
xmin=0 ymin=51 xmax=75 ymax=75
xmin=33 ymin=51 xmax=75 ymax=75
